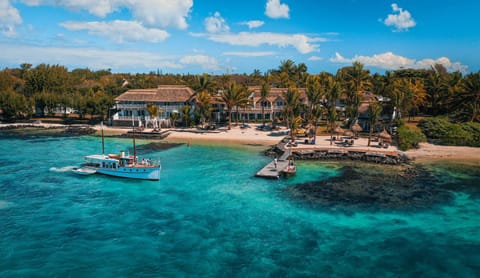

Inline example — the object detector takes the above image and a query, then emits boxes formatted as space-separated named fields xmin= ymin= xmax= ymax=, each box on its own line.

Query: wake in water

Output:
xmin=49 ymin=166 xmax=77 ymax=173
xmin=0 ymin=200 xmax=12 ymax=209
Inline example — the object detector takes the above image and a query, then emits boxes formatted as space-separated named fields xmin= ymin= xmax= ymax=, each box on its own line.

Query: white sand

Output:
xmin=3 ymin=123 xmax=479 ymax=164
xmin=404 ymin=142 xmax=480 ymax=165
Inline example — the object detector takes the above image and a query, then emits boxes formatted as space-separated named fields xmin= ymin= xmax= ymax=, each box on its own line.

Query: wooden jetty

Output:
xmin=255 ymin=147 xmax=293 ymax=179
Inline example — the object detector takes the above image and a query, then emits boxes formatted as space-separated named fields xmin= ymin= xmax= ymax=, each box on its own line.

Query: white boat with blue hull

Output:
xmin=81 ymin=153 xmax=161 ymax=180
xmin=73 ymin=122 xmax=161 ymax=180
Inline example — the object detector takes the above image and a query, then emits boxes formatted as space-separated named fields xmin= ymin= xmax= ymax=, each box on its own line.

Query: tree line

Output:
xmin=0 ymin=61 xmax=478 ymax=129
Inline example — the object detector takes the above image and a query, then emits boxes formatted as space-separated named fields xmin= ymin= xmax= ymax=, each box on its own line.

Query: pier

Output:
xmin=256 ymin=135 xmax=408 ymax=179
xmin=255 ymin=142 xmax=292 ymax=179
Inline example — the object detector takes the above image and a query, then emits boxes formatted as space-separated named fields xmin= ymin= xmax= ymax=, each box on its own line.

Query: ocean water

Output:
xmin=1 ymin=135 xmax=479 ymax=277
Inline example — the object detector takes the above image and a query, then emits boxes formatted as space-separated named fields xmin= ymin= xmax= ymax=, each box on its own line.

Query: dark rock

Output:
xmin=283 ymin=163 xmax=453 ymax=211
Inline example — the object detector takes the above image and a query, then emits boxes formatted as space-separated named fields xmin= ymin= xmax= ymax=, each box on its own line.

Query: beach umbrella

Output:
xmin=333 ymin=126 xmax=344 ymax=135
xmin=378 ymin=129 xmax=391 ymax=141
xmin=351 ymin=122 xmax=363 ymax=133
xmin=343 ymin=130 xmax=354 ymax=137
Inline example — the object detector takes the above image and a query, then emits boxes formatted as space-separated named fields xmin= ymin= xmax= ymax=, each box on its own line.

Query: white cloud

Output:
xmin=204 ymin=12 xmax=229 ymax=33
xmin=223 ymin=51 xmax=275 ymax=57
xmin=330 ymin=52 xmax=468 ymax=73
xmin=384 ymin=3 xmax=416 ymax=31
xmin=196 ymin=32 xmax=324 ymax=54
xmin=240 ymin=20 xmax=264 ymax=29
xmin=24 ymin=0 xmax=193 ymax=29
xmin=308 ymin=56 xmax=323 ymax=61
xmin=0 ymin=42 xmax=183 ymax=71
xmin=265 ymin=0 xmax=289 ymax=19
xmin=179 ymin=55 xmax=220 ymax=71
xmin=60 ymin=20 xmax=169 ymax=43
xmin=0 ymin=0 xmax=22 ymax=36
xmin=129 ymin=0 xmax=192 ymax=30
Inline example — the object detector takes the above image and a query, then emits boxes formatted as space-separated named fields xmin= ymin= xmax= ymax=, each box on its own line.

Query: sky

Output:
xmin=0 ymin=0 xmax=479 ymax=75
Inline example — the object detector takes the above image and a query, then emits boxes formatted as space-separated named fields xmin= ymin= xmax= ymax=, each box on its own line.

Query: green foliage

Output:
xmin=0 ymin=90 xmax=31 ymax=120
xmin=397 ymin=125 xmax=427 ymax=151
xmin=418 ymin=117 xmax=480 ymax=146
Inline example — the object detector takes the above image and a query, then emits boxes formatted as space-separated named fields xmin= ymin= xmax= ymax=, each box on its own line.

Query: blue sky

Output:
xmin=1 ymin=0 xmax=478 ymax=75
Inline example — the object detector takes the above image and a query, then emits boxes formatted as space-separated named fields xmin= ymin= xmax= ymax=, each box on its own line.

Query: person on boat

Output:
xmin=274 ymin=157 xmax=278 ymax=168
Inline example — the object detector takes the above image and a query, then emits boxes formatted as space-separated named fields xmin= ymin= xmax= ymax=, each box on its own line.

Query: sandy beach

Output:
xmin=96 ymin=125 xmax=480 ymax=164
xmin=2 ymin=122 xmax=479 ymax=164
xmin=404 ymin=142 xmax=480 ymax=165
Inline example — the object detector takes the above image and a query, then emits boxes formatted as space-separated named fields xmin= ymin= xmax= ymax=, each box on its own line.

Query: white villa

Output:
xmin=111 ymin=84 xmax=385 ymax=128
xmin=112 ymin=85 xmax=195 ymax=127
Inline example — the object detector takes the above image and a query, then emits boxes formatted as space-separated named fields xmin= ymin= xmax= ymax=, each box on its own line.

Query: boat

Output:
xmin=74 ymin=122 xmax=161 ymax=180
xmin=281 ymin=161 xmax=297 ymax=177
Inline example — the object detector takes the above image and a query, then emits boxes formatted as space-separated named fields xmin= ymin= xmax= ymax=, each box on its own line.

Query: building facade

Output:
xmin=112 ymin=85 xmax=195 ymax=127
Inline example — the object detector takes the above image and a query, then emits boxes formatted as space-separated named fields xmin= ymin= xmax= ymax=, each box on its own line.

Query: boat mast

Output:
xmin=133 ymin=117 xmax=137 ymax=164
xmin=101 ymin=121 xmax=105 ymax=155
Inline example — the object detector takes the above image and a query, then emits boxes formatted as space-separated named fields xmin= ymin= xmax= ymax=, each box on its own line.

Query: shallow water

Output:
xmin=0 ymin=135 xmax=479 ymax=277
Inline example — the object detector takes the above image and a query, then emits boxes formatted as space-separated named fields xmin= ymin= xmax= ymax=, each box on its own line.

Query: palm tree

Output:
xmin=221 ymin=82 xmax=244 ymax=130
xmin=367 ymin=102 xmax=383 ymax=146
xmin=182 ymin=104 xmax=192 ymax=127
xmin=194 ymin=73 xmax=213 ymax=93
xmin=339 ymin=62 xmax=371 ymax=127
xmin=170 ymin=111 xmax=179 ymax=128
xmin=425 ymin=70 xmax=448 ymax=116
xmin=323 ymin=76 xmax=340 ymax=145
xmin=195 ymin=91 xmax=212 ymax=128
xmin=146 ymin=103 xmax=162 ymax=129
xmin=260 ymin=82 xmax=270 ymax=127
xmin=282 ymin=86 xmax=302 ymax=140
xmin=453 ymin=72 xmax=480 ymax=122
xmin=305 ymin=75 xmax=322 ymax=124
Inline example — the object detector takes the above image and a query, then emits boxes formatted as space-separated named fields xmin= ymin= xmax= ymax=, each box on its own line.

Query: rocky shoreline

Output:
xmin=0 ymin=124 xmax=96 ymax=137
xmin=264 ymin=142 xmax=410 ymax=165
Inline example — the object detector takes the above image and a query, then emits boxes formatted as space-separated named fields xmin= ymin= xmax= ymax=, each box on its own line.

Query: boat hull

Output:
xmin=96 ymin=166 xmax=161 ymax=180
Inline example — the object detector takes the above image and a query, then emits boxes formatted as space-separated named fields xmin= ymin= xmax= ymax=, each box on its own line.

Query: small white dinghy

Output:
xmin=72 ymin=167 xmax=97 ymax=176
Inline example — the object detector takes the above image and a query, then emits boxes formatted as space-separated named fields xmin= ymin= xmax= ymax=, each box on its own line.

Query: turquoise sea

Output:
xmin=1 ymin=134 xmax=480 ymax=277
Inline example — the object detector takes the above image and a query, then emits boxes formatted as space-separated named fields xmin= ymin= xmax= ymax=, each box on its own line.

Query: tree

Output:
xmin=221 ymin=82 xmax=241 ymax=130
xmin=0 ymin=90 xmax=31 ymax=120
xmin=24 ymin=64 xmax=70 ymax=96
xmin=182 ymin=104 xmax=193 ymax=127
xmin=338 ymin=62 xmax=371 ymax=127
xmin=194 ymin=73 xmax=214 ymax=93
xmin=195 ymin=90 xmax=212 ymax=128
xmin=425 ymin=70 xmax=448 ymax=116
xmin=146 ymin=103 xmax=162 ymax=128
xmin=234 ymin=84 xmax=250 ymax=126
xmin=282 ymin=86 xmax=302 ymax=139
xmin=260 ymin=82 xmax=270 ymax=127
xmin=305 ymin=75 xmax=322 ymax=126
xmin=367 ymin=102 xmax=383 ymax=146
xmin=453 ymin=72 xmax=480 ymax=122
xmin=323 ymin=76 xmax=340 ymax=145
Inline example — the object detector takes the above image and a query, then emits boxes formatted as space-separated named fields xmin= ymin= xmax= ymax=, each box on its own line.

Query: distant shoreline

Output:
xmin=1 ymin=122 xmax=479 ymax=166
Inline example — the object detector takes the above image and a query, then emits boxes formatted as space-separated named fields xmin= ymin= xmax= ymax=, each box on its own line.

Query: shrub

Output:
xmin=418 ymin=117 xmax=480 ymax=147
xmin=397 ymin=125 xmax=427 ymax=151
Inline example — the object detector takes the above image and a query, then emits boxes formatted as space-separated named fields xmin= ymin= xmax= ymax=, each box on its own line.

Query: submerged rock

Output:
xmin=284 ymin=163 xmax=453 ymax=210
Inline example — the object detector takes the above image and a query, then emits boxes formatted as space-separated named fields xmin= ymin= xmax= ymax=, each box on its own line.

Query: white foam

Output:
xmin=0 ymin=200 xmax=12 ymax=209
xmin=49 ymin=166 xmax=76 ymax=173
